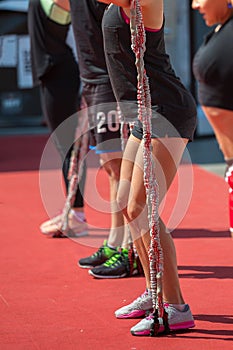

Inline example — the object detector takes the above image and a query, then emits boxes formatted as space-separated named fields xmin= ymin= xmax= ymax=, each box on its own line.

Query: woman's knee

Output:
xmin=116 ymin=190 xmax=128 ymax=216
xmin=127 ymin=200 xmax=145 ymax=222
xmin=100 ymin=156 xmax=122 ymax=180
xmin=102 ymin=162 xmax=120 ymax=180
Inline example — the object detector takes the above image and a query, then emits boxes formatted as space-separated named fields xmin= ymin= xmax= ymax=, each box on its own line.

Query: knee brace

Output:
xmin=225 ymin=165 xmax=233 ymax=232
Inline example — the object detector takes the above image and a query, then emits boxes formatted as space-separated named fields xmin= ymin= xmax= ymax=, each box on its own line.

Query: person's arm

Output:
xmin=54 ymin=0 xmax=70 ymax=11
xmin=98 ymin=0 xmax=163 ymax=29
xmin=98 ymin=0 xmax=131 ymax=7
xmin=98 ymin=0 xmax=161 ymax=8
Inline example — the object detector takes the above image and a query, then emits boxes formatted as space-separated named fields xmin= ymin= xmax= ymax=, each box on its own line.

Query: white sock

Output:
xmin=107 ymin=243 xmax=117 ymax=250
xmin=169 ymin=303 xmax=186 ymax=312
xmin=71 ymin=210 xmax=86 ymax=222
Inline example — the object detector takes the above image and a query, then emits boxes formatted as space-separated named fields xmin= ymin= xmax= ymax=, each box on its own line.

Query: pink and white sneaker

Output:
xmin=130 ymin=303 xmax=195 ymax=336
xmin=115 ymin=290 xmax=153 ymax=319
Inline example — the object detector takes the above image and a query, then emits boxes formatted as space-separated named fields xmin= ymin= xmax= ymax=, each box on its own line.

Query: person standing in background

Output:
xmin=69 ymin=0 xmax=142 ymax=279
xmin=99 ymin=0 xmax=197 ymax=336
xmin=192 ymin=0 xmax=233 ymax=234
xmin=28 ymin=0 xmax=88 ymax=237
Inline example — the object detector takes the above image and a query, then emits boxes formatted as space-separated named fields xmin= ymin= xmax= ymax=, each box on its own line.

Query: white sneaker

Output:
xmin=130 ymin=303 xmax=195 ymax=336
xmin=66 ymin=214 xmax=88 ymax=237
xmin=115 ymin=290 xmax=153 ymax=319
xmin=40 ymin=212 xmax=88 ymax=238
xmin=40 ymin=214 xmax=63 ymax=235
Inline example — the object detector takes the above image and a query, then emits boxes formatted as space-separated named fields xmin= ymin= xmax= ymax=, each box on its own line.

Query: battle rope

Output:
xmin=129 ymin=0 xmax=168 ymax=335
xmin=60 ymin=106 xmax=89 ymax=235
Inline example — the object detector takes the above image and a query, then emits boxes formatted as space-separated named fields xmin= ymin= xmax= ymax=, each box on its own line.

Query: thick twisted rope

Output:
xmin=130 ymin=0 xmax=168 ymax=335
xmin=60 ymin=108 xmax=89 ymax=234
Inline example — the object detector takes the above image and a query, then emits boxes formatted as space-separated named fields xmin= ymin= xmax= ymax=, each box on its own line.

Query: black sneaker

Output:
xmin=78 ymin=240 xmax=117 ymax=268
xmin=88 ymin=248 xmax=139 ymax=279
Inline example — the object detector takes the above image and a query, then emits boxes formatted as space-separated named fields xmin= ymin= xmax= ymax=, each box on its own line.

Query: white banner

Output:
xmin=0 ymin=35 xmax=17 ymax=67
xmin=17 ymin=35 xmax=33 ymax=89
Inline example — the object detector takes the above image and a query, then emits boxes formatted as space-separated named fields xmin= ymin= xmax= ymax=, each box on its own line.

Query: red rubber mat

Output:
xmin=0 ymin=135 xmax=232 ymax=349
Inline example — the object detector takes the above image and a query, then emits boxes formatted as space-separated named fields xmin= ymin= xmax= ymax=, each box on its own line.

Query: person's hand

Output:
xmin=54 ymin=0 xmax=70 ymax=11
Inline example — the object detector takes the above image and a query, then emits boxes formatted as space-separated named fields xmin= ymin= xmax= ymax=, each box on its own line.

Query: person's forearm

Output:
xmin=54 ymin=0 xmax=70 ymax=11
xmin=98 ymin=0 xmax=159 ymax=9
xmin=98 ymin=0 xmax=131 ymax=8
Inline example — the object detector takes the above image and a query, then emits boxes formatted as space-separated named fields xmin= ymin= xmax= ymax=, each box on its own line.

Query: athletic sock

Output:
xmin=107 ymin=243 xmax=117 ymax=250
xmin=169 ymin=303 xmax=186 ymax=312
xmin=71 ymin=209 xmax=86 ymax=222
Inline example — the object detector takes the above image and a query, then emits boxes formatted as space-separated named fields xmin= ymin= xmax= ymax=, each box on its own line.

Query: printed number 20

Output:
xmin=97 ymin=110 xmax=119 ymax=133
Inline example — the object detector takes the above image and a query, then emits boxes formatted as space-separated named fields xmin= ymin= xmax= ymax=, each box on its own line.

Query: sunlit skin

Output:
xmin=98 ymin=0 xmax=163 ymax=29
xmin=54 ymin=0 xmax=70 ymax=11
xmin=191 ymin=0 xmax=233 ymax=26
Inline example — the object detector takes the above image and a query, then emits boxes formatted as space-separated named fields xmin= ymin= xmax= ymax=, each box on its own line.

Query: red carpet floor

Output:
xmin=0 ymin=135 xmax=232 ymax=350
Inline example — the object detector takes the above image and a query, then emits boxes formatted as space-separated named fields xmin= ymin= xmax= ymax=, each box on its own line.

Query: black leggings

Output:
xmin=40 ymin=57 xmax=86 ymax=208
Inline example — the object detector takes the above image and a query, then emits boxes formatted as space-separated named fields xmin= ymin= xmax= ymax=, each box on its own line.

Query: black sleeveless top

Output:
xmin=193 ymin=16 xmax=233 ymax=110
xmin=102 ymin=5 xmax=197 ymax=129
xmin=69 ymin=0 xmax=109 ymax=84
xmin=28 ymin=0 xmax=74 ymax=85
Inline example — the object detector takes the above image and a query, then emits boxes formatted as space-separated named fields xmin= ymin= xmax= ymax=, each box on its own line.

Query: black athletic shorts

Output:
xmin=82 ymin=82 xmax=122 ymax=153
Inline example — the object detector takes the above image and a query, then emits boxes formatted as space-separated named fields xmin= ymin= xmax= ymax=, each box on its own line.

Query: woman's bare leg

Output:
xmin=100 ymin=152 xmax=125 ymax=247
xmin=119 ymin=136 xmax=188 ymax=303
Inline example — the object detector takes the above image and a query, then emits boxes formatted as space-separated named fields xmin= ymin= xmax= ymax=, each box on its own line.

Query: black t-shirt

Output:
xmin=102 ymin=5 xmax=196 ymax=127
xmin=193 ymin=16 xmax=233 ymax=110
xmin=28 ymin=0 xmax=74 ymax=85
xmin=69 ymin=0 xmax=109 ymax=84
